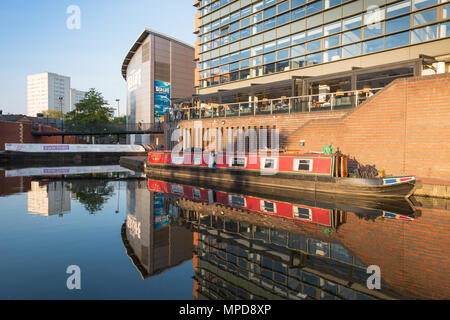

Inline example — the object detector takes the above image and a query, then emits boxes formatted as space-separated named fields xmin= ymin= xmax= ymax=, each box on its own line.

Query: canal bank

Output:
xmin=119 ymin=156 xmax=450 ymax=200
xmin=0 ymin=144 xmax=147 ymax=169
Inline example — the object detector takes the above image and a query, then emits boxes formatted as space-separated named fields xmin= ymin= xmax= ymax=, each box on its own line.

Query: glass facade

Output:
xmin=196 ymin=0 xmax=450 ymax=88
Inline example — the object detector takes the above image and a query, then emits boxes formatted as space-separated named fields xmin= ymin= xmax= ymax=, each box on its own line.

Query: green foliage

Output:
xmin=65 ymin=88 xmax=114 ymax=130
xmin=42 ymin=110 xmax=64 ymax=119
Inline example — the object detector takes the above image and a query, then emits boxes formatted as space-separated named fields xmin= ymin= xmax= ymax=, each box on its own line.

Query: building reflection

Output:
xmin=27 ymin=181 xmax=71 ymax=216
xmin=122 ymin=180 xmax=193 ymax=279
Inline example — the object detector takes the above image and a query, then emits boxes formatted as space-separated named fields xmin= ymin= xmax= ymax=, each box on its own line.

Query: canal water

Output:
xmin=0 ymin=166 xmax=449 ymax=300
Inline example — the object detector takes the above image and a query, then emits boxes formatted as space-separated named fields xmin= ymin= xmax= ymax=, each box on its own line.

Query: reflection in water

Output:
xmin=122 ymin=180 xmax=193 ymax=279
xmin=122 ymin=178 xmax=450 ymax=300
xmin=70 ymin=180 xmax=115 ymax=214
xmin=27 ymin=181 xmax=71 ymax=216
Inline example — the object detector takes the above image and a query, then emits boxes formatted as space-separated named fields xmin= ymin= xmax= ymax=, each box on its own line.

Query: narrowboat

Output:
xmin=146 ymin=151 xmax=418 ymax=199
xmin=148 ymin=179 xmax=418 ymax=231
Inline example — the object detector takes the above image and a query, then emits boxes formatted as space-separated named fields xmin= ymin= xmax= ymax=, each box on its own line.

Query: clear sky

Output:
xmin=0 ymin=0 xmax=197 ymax=116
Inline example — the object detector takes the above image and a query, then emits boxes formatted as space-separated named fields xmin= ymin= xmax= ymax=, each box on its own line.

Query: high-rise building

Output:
xmin=193 ymin=0 xmax=450 ymax=100
xmin=26 ymin=72 xmax=71 ymax=117
xmin=70 ymin=88 xmax=87 ymax=110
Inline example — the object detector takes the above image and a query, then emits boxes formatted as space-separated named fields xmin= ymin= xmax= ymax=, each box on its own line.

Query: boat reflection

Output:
xmin=122 ymin=177 xmax=437 ymax=300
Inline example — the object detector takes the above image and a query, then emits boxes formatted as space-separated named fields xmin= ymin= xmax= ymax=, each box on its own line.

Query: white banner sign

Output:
xmin=5 ymin=144 xmax=146 ymax=153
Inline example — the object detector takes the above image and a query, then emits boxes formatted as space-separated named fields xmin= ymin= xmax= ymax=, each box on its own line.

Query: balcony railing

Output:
xmin=168 ymin=88 xmax=382 ymax=122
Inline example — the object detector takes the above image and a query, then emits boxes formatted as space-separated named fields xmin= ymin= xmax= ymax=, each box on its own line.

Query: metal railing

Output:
xmin=167 ymin=88 xmax=382 ymax=122
xmin=32 ymin=122 xmax=164 ymax=135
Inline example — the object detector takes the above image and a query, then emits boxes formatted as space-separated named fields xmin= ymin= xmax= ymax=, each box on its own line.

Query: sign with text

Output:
xmin=154 ymin=81 xmax=171 ymax=123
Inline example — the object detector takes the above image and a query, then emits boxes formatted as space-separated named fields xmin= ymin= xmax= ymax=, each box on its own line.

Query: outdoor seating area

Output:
xmin=168 ymin=88 xmax=381 ymax=122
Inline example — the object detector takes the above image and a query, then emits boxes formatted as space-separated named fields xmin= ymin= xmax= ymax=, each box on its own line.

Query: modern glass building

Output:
xmin=194 ymin=0 xmax=450 ymax=102
xmin=122 ymin=29 xmax=195 ymax=145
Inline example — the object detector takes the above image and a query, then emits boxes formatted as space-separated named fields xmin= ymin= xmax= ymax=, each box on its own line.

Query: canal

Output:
xmin=0 ymin=166 xmax=449 ymax=300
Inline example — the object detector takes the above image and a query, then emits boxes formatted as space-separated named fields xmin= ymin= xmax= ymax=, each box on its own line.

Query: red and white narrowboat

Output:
xmin=146 ymin=151 xmax=418 ymax=199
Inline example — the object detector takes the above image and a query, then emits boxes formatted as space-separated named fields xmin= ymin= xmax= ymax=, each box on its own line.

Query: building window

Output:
xmin=264 ymin=41 xmax=277 ymax=53
xmin=277 ymin=48 xmax=290 ymax=60
xmin=277 ymin=60 xmax=290 ymax=72
xmin=413 ymin=8 xmax=437 ymax=26
xmin=240 ymin=69 xmax=251 ymax=80
xmin=363 ymin=37 xmax=385 ymax=54
xmin=264 ymin=6 xmax=276 ymax=19
xmin=292 ymin=6 xmax=306 ymax=20
xmin=385 ymin=31 xmax=410 ymax=48
xmin=323 ymin=47 xmax=341 ymax=62
xmin=264 ymin=52 xmax=276 ymax=64
xmin=264 ymin=17 xmax=276 ymax=30
xmin=342 ymin=29 xmax=361 ymax=45
xmin=343 ymin=15 xmax=362 ymax=30
xmin=364 ymin=23 xmax=383 ymax=38
xmin=307 ymin=0 xmax=323 ymax=15
xmin=277 ymin=12 xmax=291 ymax=25
xmin=252 ymin=45 xmax=263 ymax=56
xmin=324 ymin=21 xmax=341 ymax=35
xmin=241 ymin=17 xmax=251 ymax=28
xmin=440 ymin=21 xmax=449 ymax=38
xmin=324 ymin=0 xmax=341 ymax=9
xmin=291 ymin=44 xmax=305 ymax=57
xmin=277 ymin=36 xmax=291 ymax=49
xmin=324 ymin=35 xmax=340 ymax=48
xmin=386 ymin=0 xmax=411 ymax=18
xmin=264 ymin=63 xmax=276 ymax=74
xmin=342 ymin=43 xmax=361 ymax=58
xmin=306 ymin=52 xmax=322 ymax=65
xmin=386 ymin=15 xmax=410 ymax=34
xmin=292 ymin=0 xmax=306 ymax=9
xmin=292 ymin=32 xmax=306 ymax=44
xmin=412 ymin=0 xmax=438 ymax=10
xmin=411 ymin=23 xmax=438 ymax=43
xmin=278 ymin=1 xmax=290 ymax=13
xmin=307 ymin=27 xmax=323 ymax=40
xmin=252 ymin=56 xmax=263 ymax=66
xmin=307 ymin=39 xmax=322 ymax=52
xmin=240 ymin=59 xmax=250 ymax=68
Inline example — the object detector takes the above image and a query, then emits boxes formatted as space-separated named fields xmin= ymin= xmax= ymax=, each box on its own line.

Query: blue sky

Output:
xmin=0 ymin=0 xmax=197 ymax=115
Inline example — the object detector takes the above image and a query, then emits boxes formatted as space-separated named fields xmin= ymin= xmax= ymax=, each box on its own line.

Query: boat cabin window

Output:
xmin=193 ymin=155 xmax=202 ymax=165
xmin=260 ymin=200 xmax=277 ymax=213
xmin=229 ymin=195 xmax=246 ymax=207
xmin=293 ymin=206 xmax=312 ymax=220
xmin=293 ymin=159 xmax=313 ymax=172
xmin=229 ymin=157 xmax=247 ymax=168
xmin=170 ymin=184 xmax=184 ymax=195
xmin=171 ymin=155 xmax=185 ymax=165
xmin=261 ymin=157 xmax=278 ymax=170
xmin=193 ymin=188 xmax=201 ymax=199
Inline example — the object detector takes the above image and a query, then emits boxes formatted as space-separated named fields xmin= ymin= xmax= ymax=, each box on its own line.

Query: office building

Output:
xmin=70 ymin=88 xmax=87 ymax=110
xmin=26 ymin=72 xmax=71 ymax=117
xmin=193 ymin=0 xmax=450 ymax=101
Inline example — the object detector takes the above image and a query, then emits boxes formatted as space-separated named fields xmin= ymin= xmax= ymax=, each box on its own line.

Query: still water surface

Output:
xmin=0 ymin=166 xmax=449 ymax=300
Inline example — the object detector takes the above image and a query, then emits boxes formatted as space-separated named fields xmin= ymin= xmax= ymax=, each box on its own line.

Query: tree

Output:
xmin=70 ymin=179 xmax=114 ymax=214
xmin=42 ymin=110 xmax=63 ymax=119
xmin=65 ymin=88 xmax=114 ymax=131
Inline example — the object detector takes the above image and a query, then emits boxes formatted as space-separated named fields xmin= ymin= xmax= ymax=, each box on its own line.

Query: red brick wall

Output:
xmin=285 ymin=74 xmax=450 ymax=179
xmin=0 ymin=120 xmax=85 ymax=150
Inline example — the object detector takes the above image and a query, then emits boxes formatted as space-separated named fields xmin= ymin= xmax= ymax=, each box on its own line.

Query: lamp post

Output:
xmin=58 ymin=96 xmax=64 ymax=143
xmin=116 ymin=99 xmax=120 ymax=117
